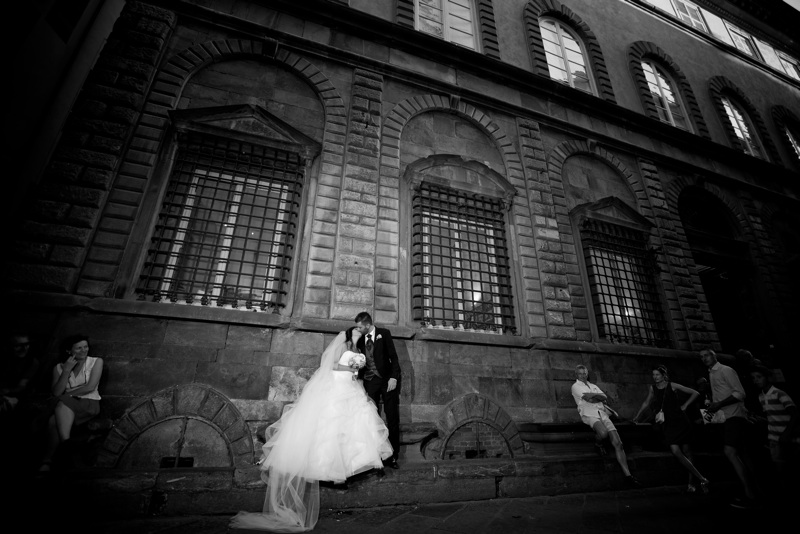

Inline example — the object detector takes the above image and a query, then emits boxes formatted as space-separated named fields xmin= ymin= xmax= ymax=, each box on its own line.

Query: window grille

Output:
xmin=580 ymin=219 xmax=670 ymax=347
xmin=411 ymin=182 xmax=515 ymax=333
xmin=136 ymin=132 xmax=303 ymax=311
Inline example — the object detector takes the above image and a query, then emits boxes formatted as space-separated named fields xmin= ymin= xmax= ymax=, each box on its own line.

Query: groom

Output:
xmin=354 ymin=312 xmax=401 ymax=469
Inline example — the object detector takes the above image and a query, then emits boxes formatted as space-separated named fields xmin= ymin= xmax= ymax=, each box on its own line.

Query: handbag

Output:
xmin=654 ymin=384 xmax=667 ymax=424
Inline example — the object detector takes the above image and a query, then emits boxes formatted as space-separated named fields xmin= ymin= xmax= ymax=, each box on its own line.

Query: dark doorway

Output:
xmin=679 ymin=188 xmax=766 ymax=355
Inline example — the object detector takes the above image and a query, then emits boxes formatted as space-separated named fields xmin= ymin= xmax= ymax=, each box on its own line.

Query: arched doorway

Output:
xmin=678 ymin=188 xmax=764 ymax=353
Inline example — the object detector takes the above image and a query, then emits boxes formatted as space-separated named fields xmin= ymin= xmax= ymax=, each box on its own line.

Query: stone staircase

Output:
xmin=49 ymin=447 xmax=733 ymax=519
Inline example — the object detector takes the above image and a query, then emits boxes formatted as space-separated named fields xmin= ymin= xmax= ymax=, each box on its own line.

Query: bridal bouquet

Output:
xmin=348 ymin=353 xmax=366 ymax=380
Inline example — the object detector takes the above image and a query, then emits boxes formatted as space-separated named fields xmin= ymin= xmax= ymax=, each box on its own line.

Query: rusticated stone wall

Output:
xmin=7 ymin=2 xmax=176 ymax=294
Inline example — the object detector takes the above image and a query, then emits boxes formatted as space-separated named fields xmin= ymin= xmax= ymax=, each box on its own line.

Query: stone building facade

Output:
xmin=5 ymin=0 xmax=799 ymax=469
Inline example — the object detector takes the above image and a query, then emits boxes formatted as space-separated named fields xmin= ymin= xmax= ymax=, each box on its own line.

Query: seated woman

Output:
xmin=39 ymin=334 xmax=103 ymax=473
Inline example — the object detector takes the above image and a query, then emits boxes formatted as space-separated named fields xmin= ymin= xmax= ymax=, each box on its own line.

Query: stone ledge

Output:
xmin=68 ymin=452 xmax=732 ymax=518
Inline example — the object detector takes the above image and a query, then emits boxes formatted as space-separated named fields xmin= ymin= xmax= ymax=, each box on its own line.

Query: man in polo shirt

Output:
xmin=571 ymin=365 xmax=641 ymax=488
xmin=700 ymin=349 xmax=758 ymax=508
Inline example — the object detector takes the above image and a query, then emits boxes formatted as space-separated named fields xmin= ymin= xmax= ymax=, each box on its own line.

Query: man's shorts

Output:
xmin=723 ymin=416 xmax=750 ymax=450
xmin=581 ymin=412 xmax=617 ymax=433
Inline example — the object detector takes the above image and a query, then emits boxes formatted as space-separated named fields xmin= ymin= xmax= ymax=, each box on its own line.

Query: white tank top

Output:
xmin=57 ymin=356 xmax=101 ymax=400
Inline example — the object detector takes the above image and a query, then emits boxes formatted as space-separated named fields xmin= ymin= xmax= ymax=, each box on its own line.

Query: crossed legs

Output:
xmin=41 ymin=401 xmax=75 ymax=468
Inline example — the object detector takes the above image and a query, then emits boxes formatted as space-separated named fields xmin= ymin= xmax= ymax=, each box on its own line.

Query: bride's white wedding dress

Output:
xmin=230 ymin=333 xmax=392 ymax=532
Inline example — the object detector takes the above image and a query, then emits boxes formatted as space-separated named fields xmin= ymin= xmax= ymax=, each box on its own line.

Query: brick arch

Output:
xmin=627 ymin=41 xmax=710 ymax=139
xmin=664 ymin=176 xmax=750 ymax=239
xmin=382 ymin=94 xmax=525 ymax=189
xmin=523 ymin=0 xmax=616 ymax=103
xmin=547 ymin=139 xmax=651 ymax=219
xmin=427 ymin=393 xmax=524 ymax=459
xmin=81 ymin=38 xmax=347 ymax=299
xmin=772 ymin=105 xmax=800 ymax=169
xmin=708 ymin=76 xmax=780 ymax=162
xmin=96 ymin=384 xmax=253 ymax=468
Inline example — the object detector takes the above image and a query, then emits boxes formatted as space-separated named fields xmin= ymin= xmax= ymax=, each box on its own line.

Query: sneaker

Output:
xmin=686 ymin=484 xmax=697 ymax=493
xmin=624 ymin=476 xmax=642 ymax=488
xmin=729 ymin=497 xmax=759 ymax=510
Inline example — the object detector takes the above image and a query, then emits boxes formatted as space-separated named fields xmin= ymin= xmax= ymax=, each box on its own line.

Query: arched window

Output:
xmin=415 ymin=0 xmax=478 ymax=50
xmin=709 ymin=76 xmax=778 ymax=162
xmin=641 ymin=60 xmax=690 ymax=131
xmin=784 ymin=126 xmax=800 ymax=160
xmin=771 ymin=105 xmax=800 ymax=168
xmin=721 ymin=96 xmax=764 ymax=158
xmin=539 ymin=18 xmax=594 ymax=94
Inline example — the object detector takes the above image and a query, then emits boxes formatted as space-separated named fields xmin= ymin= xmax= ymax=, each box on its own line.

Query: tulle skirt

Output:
xmin=266 ymin=372 xmax=392 ymax=483
xmin=230 ymin=372 xmax=392 ymax=532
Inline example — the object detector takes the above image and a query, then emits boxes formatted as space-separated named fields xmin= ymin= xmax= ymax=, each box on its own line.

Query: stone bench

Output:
xmin=518 ymin=421 xmax=660 ymax=456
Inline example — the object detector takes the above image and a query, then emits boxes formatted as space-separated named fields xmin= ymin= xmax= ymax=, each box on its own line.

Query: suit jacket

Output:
xmin=356 ymin=327 xmax=401 ymax=382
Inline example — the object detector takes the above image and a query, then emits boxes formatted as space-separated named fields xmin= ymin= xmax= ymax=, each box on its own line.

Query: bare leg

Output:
xmin=724 ymin=445 xmax=757 ymax=500
xmin=40 ymin=402 xmax=76 ymax=469
xmin=54 ymin=401 xmax=75 ymax=441
xmin=40 ymin=415 xmax=61 ymax=466
xmin=669 ymin=444 xmax=708 ymax=483
xmin=608 ymin=430 xmax=632 ymax=477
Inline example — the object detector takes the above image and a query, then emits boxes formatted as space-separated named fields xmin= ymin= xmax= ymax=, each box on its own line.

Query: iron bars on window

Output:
xmin=411 ymin=182 xmax=515 ymax=334
xmin=581 ymin=219 xmax=670 ymax=347
xmin=136 ymin=132 xmax=303 ymax=312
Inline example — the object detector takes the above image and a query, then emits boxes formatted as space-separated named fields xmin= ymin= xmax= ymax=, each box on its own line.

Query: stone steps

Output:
xmin=63 ymin=451 xmax=732 ymax=518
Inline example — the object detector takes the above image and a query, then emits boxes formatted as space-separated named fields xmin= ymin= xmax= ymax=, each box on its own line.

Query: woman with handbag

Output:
xmin=633 ymin=366 xmax=710 ymax=493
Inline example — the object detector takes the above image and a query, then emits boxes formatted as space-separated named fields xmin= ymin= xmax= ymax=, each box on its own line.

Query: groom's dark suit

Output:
xmin=357 ymin=327 xmax=401 ymax=461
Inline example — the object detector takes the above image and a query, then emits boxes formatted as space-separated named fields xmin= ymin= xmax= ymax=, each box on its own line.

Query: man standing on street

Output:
xmin=355 ymin=312 xmax=401 ymax=469
xmin=572 ymin=364 xmax=641 ymax=488
xmin=700 ymin=349 xmax=758 ymax=508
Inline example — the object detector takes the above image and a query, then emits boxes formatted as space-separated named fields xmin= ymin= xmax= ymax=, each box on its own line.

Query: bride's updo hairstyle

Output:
xmin=344 ymin=326 xmax=358 ymax=350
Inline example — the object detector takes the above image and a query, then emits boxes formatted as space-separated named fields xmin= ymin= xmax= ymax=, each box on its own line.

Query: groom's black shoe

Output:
xmin=384 ymin=458 xmax=399 ymax=469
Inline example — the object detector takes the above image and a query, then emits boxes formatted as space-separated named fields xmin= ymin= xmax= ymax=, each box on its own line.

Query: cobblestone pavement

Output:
xmin=84 ymin=484 xmax=785 ymax=534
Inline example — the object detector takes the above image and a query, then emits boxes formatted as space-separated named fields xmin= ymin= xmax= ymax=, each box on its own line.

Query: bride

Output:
xmin=230 ymin=327 xmax=393 ymax=532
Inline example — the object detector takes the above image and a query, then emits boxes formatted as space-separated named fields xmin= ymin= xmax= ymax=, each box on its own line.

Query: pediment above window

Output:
xmin=169 ymin=104 xmax=320 ymax=160
xmin=405 ymin=154 xmax=516 ymax=210
xmin=572 ymin=196 xmax=652 ymax=231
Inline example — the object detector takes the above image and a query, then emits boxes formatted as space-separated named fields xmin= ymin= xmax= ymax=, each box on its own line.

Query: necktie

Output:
xmin=364 ymin=333 xmax=380 ymax=380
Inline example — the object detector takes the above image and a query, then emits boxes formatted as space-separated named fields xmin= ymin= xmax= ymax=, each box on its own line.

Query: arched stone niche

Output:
xmin=97 ymin=384 xmax=254 ymax=469
xmin=423 ymin=393 xmax=524 ymax=459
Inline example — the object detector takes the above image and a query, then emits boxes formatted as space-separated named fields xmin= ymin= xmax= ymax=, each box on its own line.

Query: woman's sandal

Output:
xmin=36 ymin=462 xmax=52 ymax=476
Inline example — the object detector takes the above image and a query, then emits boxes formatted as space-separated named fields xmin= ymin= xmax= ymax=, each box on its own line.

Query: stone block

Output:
xmin=127 ymin=400 xmax=156 ymax=429
xmin=194 ymin=362 xmax=272 ymax=401
xmin=176 ymin=384 xmax=209 ymax=416
xmin=267 ymin=366 xmax=316 ymax=401
xmin=102 ymin=360 xmax=198 ymax=397
xmin=154 ymin=345 xmax=216 ymax=361
xmin=162 ymin=321 xmax=227 ymax=348
xmin=198 ymin=390 xmax=228 ymax=421
xmin=150 ymin=389 xmax=175 ymax=420
xmin=226 ymin=325 xmax=273 ymax=349
xmin=270 ymin=330 xmax=324 ymax=355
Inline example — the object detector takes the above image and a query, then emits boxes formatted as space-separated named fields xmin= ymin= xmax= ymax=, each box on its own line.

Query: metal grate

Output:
xmin=136 ymin=132 xmax=303 ymax=311
xmin=581 ymin=219 xmax=670 ymax=347
xmin=411 ymin=182 xmax=515 ymax=333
